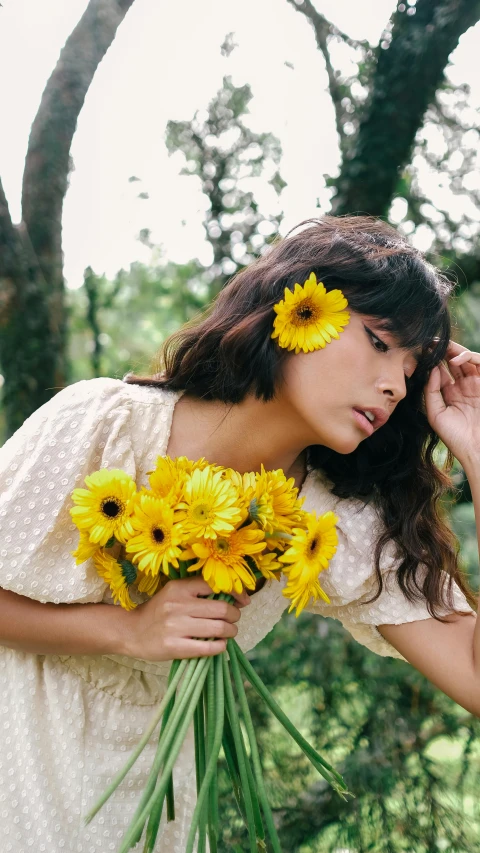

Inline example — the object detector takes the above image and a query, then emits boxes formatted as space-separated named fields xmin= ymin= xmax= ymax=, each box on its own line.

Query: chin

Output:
xmin=321 ymin=433 xmax=364 ymax=455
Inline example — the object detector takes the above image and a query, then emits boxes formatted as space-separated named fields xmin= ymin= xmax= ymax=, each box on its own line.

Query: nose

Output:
xmin=376 ymin=368 xmax=407 ymax=404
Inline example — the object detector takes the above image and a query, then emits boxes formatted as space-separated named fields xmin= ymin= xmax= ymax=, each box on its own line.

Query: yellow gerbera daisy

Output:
xmin=70 ymin=469 xmax=137 ymax=546
xmin=125 ymin=493 xmax=185 ymax=576
xmin=147 ymin=455 xmax=215 ymax=502
xmin=136 ymin=568 xmax=163 ymax=597
xmin=280 ymin=510 xmax=338 ymax=616
xmin=222 ymin=468 xmax=257 ymax=518
xmin=271 ymin=272 xmax=350 ymax=354
xmin=176 ymin=467 xmax=243 ymax=540
xmin=93 ymin=550 xmax=138 ymax=611
xmin=183 ymin=523 xmax=265 ymax=594
xmin=250 ymin=465 xmax=305 ymax=534
xmin=71 ymin=529 xmax=102 ymax=565
xmin=254 ymin=550 xmax=283 ymax=581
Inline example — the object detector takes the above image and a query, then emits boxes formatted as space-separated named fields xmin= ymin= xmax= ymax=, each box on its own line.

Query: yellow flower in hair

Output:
xmin=271 ymin=272 xmax=350 ymax=354
xmin=93 ymin=550 xmax=138 ymax=611
xmin=280 ymin=510 xmax=338 ymax=616
xmin=70 ymin=469 xmax=137 ymax=547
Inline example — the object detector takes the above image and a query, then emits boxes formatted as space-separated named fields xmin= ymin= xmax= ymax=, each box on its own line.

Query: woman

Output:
xmin=0 ymin=215 xmax=478 ymax=852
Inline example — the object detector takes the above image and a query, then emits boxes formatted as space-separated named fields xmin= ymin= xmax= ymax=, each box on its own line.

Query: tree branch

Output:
xmin=332 ymin=0 xmax=480 ymax=216
xmin=21 ymin=0 xmax=137 ymax=386
xmin=286 ymin=0 xmax=351 ymax=148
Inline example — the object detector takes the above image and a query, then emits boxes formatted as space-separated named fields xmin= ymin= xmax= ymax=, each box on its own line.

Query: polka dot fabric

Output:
xmin=302 ymin=469 xmax=475 ymax=658
xmin=0 ymin=378 xmax=474 ymax=850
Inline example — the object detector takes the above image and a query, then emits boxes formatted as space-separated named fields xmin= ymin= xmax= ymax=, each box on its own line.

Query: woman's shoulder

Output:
xmin=49 ymin=376 xmax=182 ymax=413
xmin=303 ymin=467 xmax=380 ymax=524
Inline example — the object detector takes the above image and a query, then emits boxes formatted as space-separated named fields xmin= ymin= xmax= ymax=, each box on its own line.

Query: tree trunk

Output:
xmin=0 ymin=0 xmax=136 ymax=440
xmin=332 ymin=0 xmax=480 ymax=217
xmin=0 ymin=180 xmax=56 ymax=437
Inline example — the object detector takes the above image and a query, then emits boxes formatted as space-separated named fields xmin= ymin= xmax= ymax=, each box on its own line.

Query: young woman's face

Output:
xmin=278 ymin=310 xmax=422 ymax=454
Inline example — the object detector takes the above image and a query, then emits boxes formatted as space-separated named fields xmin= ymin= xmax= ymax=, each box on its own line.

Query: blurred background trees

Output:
xmin=1 ymin=0 xmax=480 ymax=850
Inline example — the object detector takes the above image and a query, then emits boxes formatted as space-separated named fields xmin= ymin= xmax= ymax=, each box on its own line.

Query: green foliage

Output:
xmin=67 ymin=74 xmax=287 ymax=381
xmin=67 ymin=259 xmax=209 ymax=381
xmin=165 ymin=75 xmax=285 ymax=296
xmin=218 ymin=606 xmax=480 ymax=853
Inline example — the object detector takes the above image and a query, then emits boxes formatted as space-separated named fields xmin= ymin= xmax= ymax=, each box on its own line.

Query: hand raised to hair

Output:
xmin=424 ymin=339 xmax=480 ymax=469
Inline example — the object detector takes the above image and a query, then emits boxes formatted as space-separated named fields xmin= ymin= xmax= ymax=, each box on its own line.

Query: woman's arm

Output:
xmin=0 ymin=577 xmax=246 ymax=660
xmin=377 ymin=609 xmax=478 ymax=716
xmin=379 ymin=343 xmax=480 ymax=717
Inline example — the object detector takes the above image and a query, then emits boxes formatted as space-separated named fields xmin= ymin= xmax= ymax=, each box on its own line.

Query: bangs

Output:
xmin=375 ymin=310 xmax=450 ymax=376
xmin=330 ymin=252 xmax=452 ymax=380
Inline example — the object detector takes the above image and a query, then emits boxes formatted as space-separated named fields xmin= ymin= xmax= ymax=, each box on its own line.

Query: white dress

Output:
xmin=0 ymin=377 xmax=474 ymax=852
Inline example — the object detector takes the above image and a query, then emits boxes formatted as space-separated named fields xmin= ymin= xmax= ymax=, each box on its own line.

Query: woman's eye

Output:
xmin=366 ymin=328 xmax=389 ymax=353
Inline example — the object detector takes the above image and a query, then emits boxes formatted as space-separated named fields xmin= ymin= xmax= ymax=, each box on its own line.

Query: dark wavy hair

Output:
xmin=124 ymin=215 xmax=476 ymax=619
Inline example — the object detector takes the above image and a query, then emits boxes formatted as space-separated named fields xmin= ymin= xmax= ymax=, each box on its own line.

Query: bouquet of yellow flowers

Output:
xmin=69 ymin=456 xmax=352 ymax=853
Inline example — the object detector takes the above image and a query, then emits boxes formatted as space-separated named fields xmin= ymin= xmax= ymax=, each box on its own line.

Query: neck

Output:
xmin=166 ymin=391 xmax=309 ymax=484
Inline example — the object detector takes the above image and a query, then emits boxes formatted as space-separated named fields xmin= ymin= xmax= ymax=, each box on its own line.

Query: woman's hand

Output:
xmin=120 ymin=577 xmax=250 ymax=662
xmin=424 ymin=339 xmax=480 ymax=468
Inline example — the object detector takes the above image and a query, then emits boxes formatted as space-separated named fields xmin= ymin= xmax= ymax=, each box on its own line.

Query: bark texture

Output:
xmin=332 ymin=0 xmax=480 ymax=216
xmin=0 ymin=0 xmax=136 ymax=438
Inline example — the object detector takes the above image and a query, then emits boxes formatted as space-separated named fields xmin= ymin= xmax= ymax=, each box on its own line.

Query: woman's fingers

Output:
xmin=169 ymin=638 xmax=228 ymax=659
xmin=188 ymin=598 xmax=241 ymax=623
xmin=230 ymin=590 xmax=251 ymax=608
xmin=165 ymin=576 xmax=216 ymax=599
xmin=163 ymin=576 xmax=252 ymax=608
xmin=425 ymin=365 xmax=447 ymax=425
xmin=181 ymin=616 xmax=239 ymax=639
xmin=448 ymin=349 xmax=480 ymax=379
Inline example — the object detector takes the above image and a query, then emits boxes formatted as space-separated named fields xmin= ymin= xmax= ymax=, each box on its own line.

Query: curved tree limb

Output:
xmin=0 ymin=0 xmax=136 ymax=437
xmin=286 ymin=0 xmax=368 ymax=151
xmin=331 ymin=0 xmax=480 ymax=217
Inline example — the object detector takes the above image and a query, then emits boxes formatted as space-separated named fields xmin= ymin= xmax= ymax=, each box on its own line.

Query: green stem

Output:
xmin=142 ymin=660 xmax=182 ymax=848
xmin=222 ymin=653 xmax=263 ymax=853
xmin=230 ymin=640 xmax=351 ymax=798
xmin=194 ymin=700 xmax=207 ymax=853
xmin=83 ymin=657 xmax=189 ymax=827
xmin=205 ymin=660 xmax=219 ymax=853
xmin=124 ymin=657 xmax=208 ymax=850
xmin=228 ymin=642 xmax=282 ymax=853
xmin=130 ymin=658 xmax=199 ymax=843
xmin=222 ymin=726 xmax=246 ymax=821
xmin=185 ymin=654 xmax=225 ymax=853
xmin=118 ymin=657 xmax=212 ymax=853
xmin=264 ymin=531 xmax=293 ymax=541
xmin=162 ymin=660 xmax=182 ymax=822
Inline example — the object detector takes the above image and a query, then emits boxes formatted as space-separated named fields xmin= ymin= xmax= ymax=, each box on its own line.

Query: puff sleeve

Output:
xmin=0 ymin=377 xmax=136 ymax=604
xmin=303 ymin=470 xmax=476 ymax=661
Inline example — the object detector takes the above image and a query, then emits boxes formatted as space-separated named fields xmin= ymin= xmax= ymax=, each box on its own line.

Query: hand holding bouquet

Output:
xmin=69 ymin=455 xmax=352 ymax=852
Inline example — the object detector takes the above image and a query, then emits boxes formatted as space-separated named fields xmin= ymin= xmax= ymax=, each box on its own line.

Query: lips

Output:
xmin=352 ymin=407 xmax=389 ymax=430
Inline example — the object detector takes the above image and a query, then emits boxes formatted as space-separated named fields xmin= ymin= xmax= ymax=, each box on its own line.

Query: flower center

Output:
xmin=308 ymin=535 xmax=320 ymax=556
xmin=152 ymin=527 xmax=165 ymax=544
xmin=102 ymin=498 xmax=123 ymax=518
xmin=191 ymin=502 xmax=213 ymax=524
xmin=215 ymin=538 xmax=230 ymax=555
xmin=294 ymin=300 xmax=319 ymax=325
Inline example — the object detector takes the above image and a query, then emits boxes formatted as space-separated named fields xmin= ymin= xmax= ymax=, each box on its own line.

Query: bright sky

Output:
xmin=0 ymin=0 xmax=479 ymax=289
